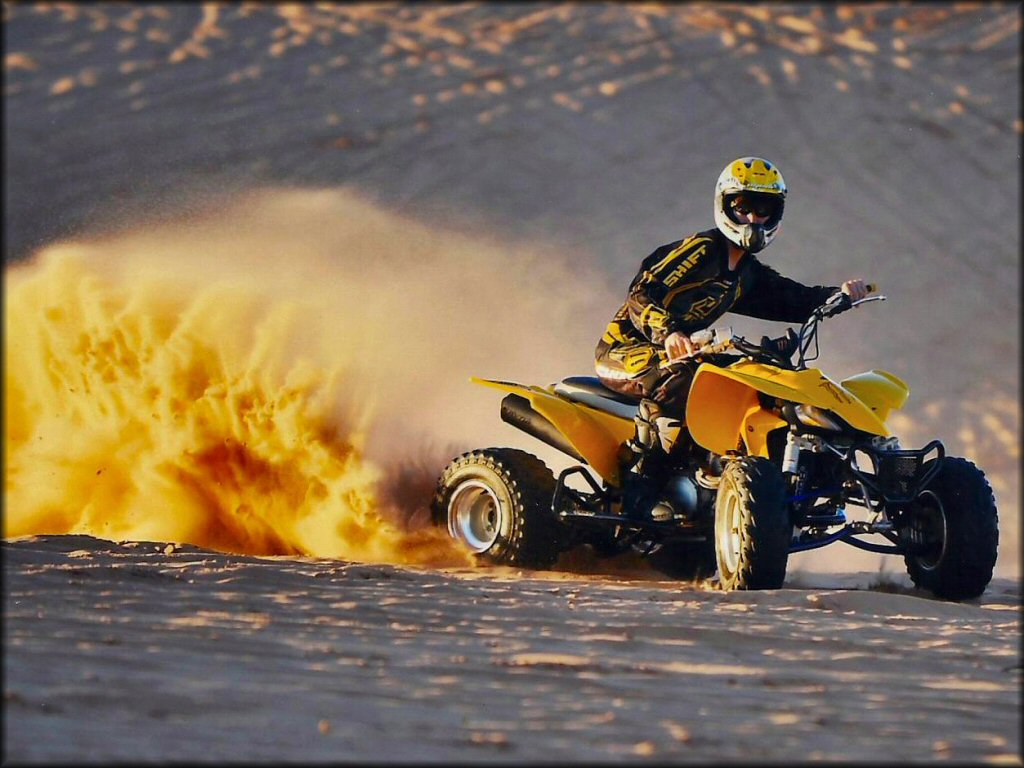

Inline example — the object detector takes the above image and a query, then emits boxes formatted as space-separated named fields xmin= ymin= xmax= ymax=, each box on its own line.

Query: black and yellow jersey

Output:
xmin=599 ymin=228 xmax=837 ymax=351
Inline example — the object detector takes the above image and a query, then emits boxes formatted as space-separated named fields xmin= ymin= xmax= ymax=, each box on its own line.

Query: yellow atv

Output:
xmin=431 ymin=290 xmax=999 ymax=600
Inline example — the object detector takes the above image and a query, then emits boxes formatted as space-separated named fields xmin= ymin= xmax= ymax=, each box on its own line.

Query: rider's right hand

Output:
xmin=665 ymin=331 xmax=698 ymax=360
xmin=840 ymin=278 xmax=870 ymax=302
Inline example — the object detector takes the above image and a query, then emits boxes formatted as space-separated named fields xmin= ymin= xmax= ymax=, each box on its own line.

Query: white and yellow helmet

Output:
xmin=714 ymin=156 xmax=787 ymax=253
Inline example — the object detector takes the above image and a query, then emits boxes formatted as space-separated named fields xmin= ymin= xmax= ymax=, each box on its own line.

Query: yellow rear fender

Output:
xmin=472 ymin=378 xmax=634 ymax=486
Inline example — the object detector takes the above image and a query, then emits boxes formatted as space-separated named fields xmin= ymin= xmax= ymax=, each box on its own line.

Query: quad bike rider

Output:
xmin=431 ymin=157 xmax=998 ymax=600
xmin=593 ymin=157 xmax=868 ymax=526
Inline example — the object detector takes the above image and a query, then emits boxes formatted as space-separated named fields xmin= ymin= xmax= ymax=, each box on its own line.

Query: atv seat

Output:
xmin=553 ymin=376 xmax=640 ymax=419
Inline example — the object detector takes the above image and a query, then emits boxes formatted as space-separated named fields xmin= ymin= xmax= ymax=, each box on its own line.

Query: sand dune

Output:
xmin=4 ymin=2 xmax=1018 ymax=574
xmin=3 ymin=4 xmax=1021 ymax=762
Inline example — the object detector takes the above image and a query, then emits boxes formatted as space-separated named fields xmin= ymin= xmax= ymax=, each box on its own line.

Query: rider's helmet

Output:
xmin=714 ymin=157 xmax=787 ymax=253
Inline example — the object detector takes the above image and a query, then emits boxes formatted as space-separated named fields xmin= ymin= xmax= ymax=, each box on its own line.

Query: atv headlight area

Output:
xmin=793 ymin=404 xmax=845 ymax=432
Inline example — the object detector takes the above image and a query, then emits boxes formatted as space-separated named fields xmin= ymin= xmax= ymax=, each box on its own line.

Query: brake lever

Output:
xmin=851 ymin=294 xmax=887 ymax=308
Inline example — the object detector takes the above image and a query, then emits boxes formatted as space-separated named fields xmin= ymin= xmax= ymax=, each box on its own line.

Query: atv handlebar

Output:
xmin=818 ymin=284 xmax=883 ymax=318
xmin=663 ymin=284 xmax=884 ymax=370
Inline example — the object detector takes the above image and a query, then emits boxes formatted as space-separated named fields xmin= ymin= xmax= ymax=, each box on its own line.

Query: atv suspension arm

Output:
xmin=552 ymin=466 xmax=697 ymax=536
xmin=790 ymin=524 xmax=903 ymax=555
xmin=552 ymin=465 xmax=616 ymax=518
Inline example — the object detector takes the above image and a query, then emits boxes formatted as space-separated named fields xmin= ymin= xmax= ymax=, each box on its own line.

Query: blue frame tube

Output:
xmin=790 ymin=525 xmax=903 ymax=555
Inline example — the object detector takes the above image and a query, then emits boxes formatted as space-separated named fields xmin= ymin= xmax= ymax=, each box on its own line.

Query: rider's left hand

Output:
xmin=664 ymin=331 xmax=697 ymax=361
xmin=841 ymin=279 xmax=870 ymax=302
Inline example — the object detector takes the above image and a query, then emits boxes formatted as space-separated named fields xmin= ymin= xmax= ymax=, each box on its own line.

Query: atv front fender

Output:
xmin=686 ymin=361 xmax=892 ymax=456
xmin=685 ymin=370 xmax=784 ymax=457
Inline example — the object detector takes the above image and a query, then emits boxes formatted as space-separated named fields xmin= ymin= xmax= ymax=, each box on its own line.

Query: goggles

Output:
xmin=729 ymin=193 xmax=780 ymax=219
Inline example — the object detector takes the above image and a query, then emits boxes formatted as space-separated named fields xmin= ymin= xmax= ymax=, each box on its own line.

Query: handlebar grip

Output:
xmin=866 ymin=283 xmax=878 ymax=293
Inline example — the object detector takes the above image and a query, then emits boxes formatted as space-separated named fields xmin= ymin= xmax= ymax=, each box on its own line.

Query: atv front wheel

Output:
xmin=902 ymin=456 xmax=998 ymax=600
xmin=431 ymin=448 xmax=564 ymax=568
xmin=714 ymin=456 xmax=789 ymax=590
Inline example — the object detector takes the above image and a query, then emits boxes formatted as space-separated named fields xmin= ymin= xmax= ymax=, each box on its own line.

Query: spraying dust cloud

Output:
xmin=3 ymin=188 xmax=615 ymax=566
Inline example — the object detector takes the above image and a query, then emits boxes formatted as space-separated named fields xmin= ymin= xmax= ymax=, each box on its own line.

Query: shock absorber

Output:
xmin=782 ymin=430 xmax=802 ymax=475
xmin=783 ymin=430 xmax=808 ymax=520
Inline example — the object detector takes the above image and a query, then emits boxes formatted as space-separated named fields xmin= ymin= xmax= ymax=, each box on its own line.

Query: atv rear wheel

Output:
xmin=431 ymin=448 xmax=564 ymax=568
xmin=902 ymin=456 xmax=998 ymax=600
xmin=714 ymin=456 xmax=789 ymax=590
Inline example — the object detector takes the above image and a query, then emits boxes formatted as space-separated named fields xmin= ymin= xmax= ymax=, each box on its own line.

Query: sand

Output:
xmin=4 ymin=534 xmax=1021 ymax=763
xmin=3 ymin=4 xmax=1021 ymax=763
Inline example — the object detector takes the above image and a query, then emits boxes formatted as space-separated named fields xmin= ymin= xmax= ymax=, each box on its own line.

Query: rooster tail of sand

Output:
xmin=1 ymin=192 xmax=520 ymax=566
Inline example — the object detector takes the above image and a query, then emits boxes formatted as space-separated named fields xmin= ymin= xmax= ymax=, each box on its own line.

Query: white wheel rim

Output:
xmin=448 ymin=480 xmax=504 ymax=553
xmin=716 ymin=481 xmax=742 ymax=576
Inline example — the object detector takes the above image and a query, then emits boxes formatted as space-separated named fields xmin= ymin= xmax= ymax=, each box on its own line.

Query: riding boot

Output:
xmin=622 ymin=401 xmax=705 ymax=523
xmin=622 ymin=400 xmax=674 ymax=522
